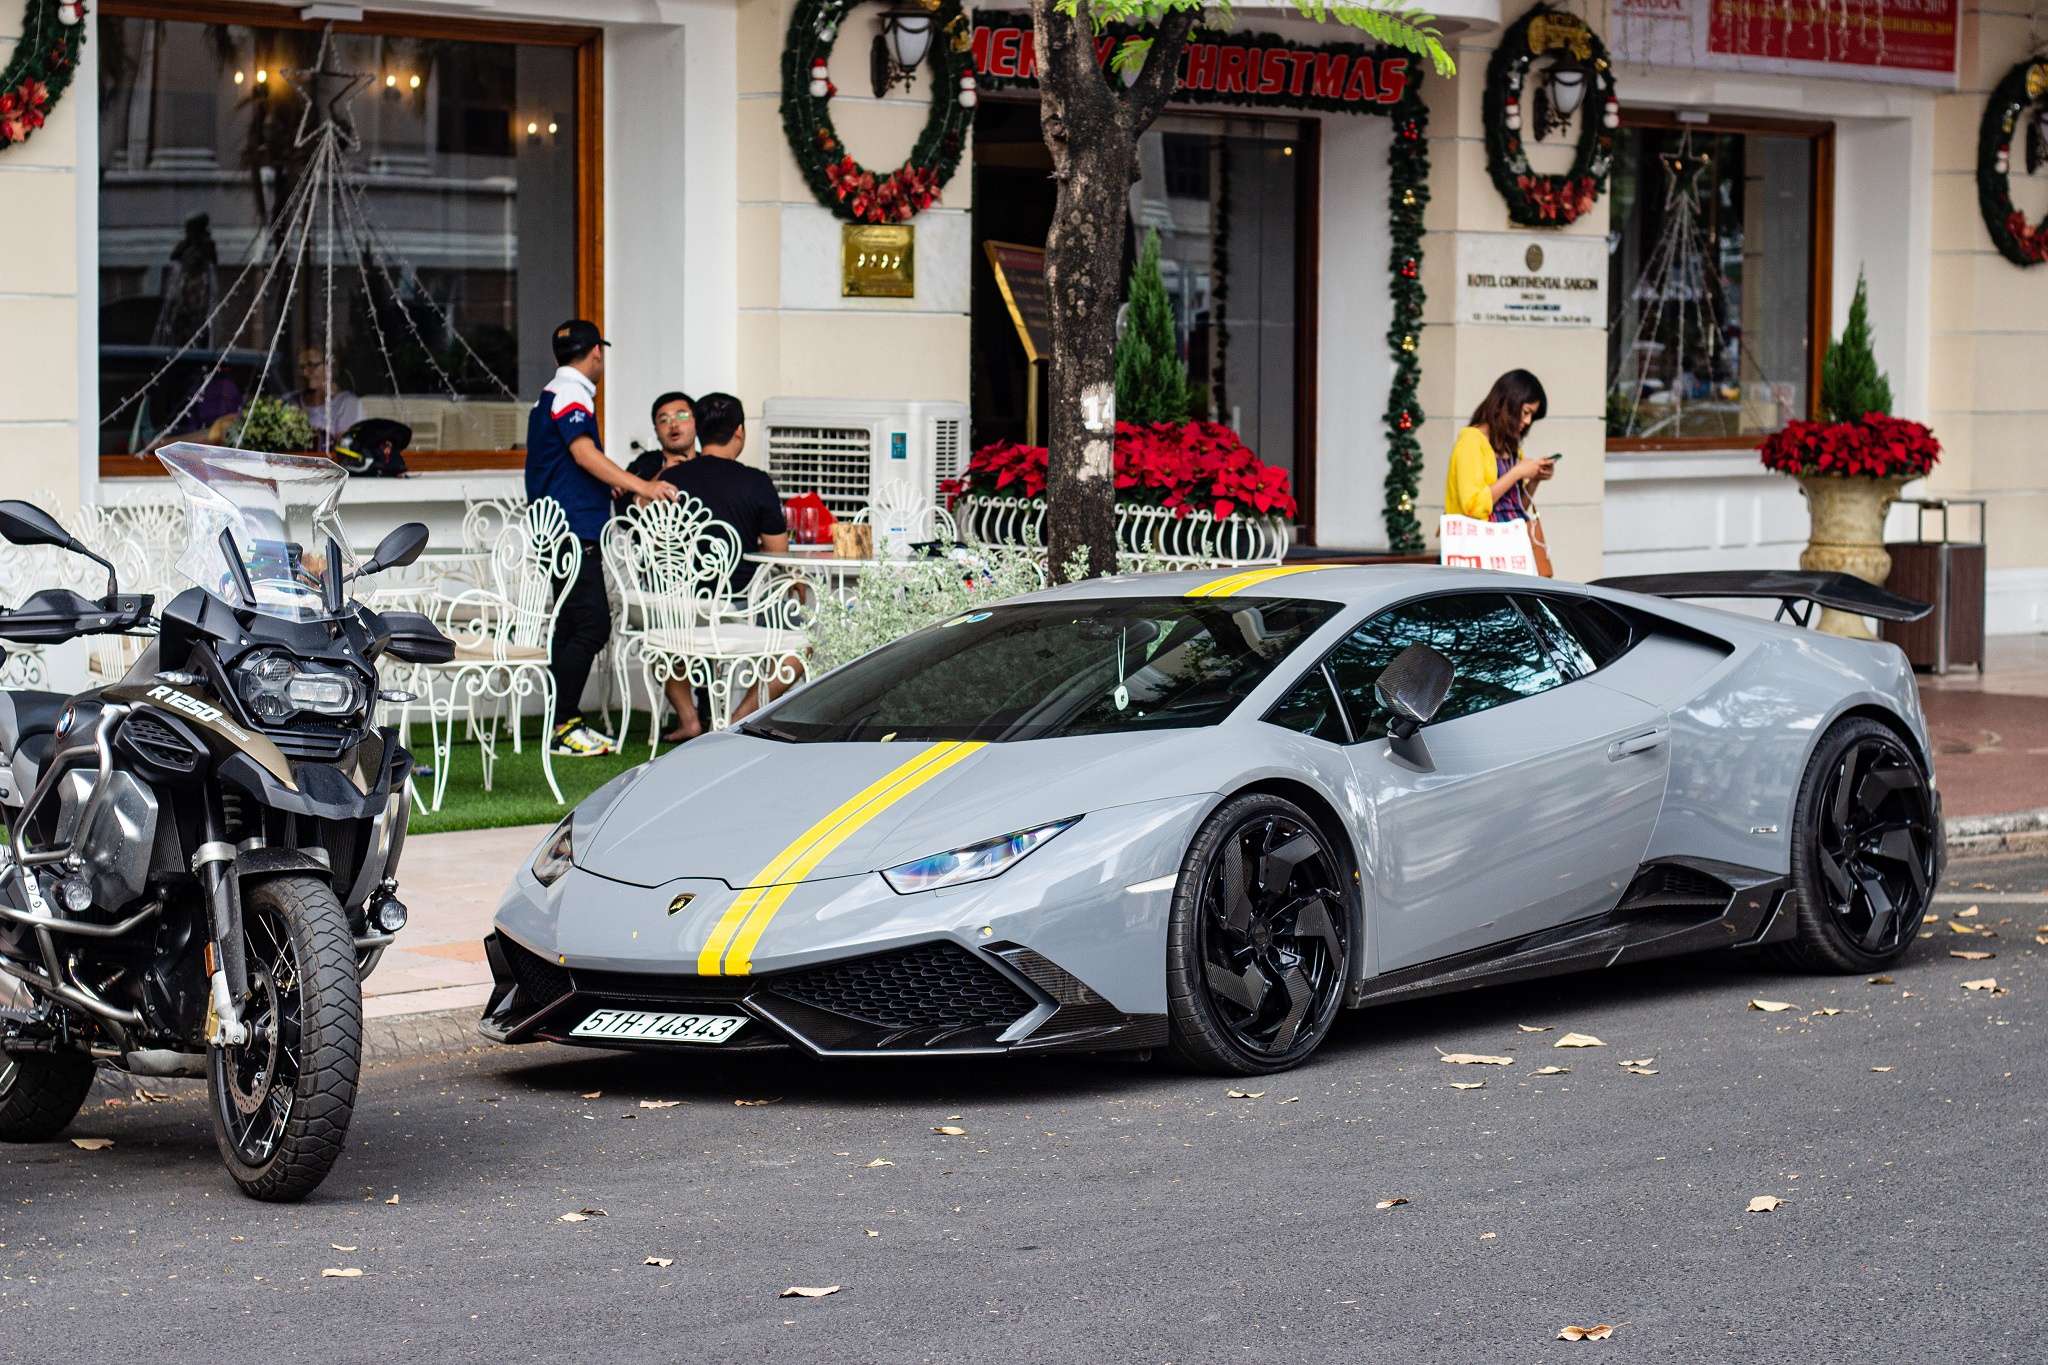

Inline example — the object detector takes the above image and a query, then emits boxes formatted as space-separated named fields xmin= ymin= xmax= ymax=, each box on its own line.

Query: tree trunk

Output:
xmin=1032 ymin=0 xmax=1194 ymax=581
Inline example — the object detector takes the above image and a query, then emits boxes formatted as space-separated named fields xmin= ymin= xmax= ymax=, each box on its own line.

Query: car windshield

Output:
xmin=747 ymin=596 xmax=1340 ymax=743
xmin=156 ymin=443 xmax=353 ymax=623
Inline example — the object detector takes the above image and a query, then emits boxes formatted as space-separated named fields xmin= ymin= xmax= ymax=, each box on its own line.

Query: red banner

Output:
xmin=1706 ymin=0 xmax=1957 ymax=74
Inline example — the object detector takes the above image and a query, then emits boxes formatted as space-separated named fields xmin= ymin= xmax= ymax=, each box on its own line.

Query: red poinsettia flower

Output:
xmin=965 ymin=422 xmax=1296 ymax=522
xmin=1758 ymin=415 xmax=1940 ymax=479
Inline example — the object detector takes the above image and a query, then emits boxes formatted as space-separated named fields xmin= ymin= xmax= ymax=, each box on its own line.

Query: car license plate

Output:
xmin=569 ymin=1009 xmax=748 ymax=1043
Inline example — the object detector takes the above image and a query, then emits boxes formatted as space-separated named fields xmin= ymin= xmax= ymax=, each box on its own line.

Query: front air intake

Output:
xmin=769 ymin=941 xmax=1037 ymax=1031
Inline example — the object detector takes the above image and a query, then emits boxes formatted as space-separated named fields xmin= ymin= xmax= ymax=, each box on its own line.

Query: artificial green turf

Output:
xmin=403 ymin=731 xmax=653 ymax=834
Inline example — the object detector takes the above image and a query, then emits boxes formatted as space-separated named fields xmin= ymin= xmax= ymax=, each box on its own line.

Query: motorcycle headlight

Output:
xmin=233 ymin=651 xmax=362 ymax=720
xmin=532 ymin=817 xmax=575 ymax=886
xmin=881 ymin=818 xmax=1078 ymax=895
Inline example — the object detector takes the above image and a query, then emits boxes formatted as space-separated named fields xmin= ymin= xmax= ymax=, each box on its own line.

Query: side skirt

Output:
xmin=1347 ymin=858 xmax=1794 ymax=1010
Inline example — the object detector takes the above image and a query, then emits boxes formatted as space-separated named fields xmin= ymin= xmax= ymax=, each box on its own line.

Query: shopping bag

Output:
xmin=1438 ymin=513 xmax=1539 ymax=575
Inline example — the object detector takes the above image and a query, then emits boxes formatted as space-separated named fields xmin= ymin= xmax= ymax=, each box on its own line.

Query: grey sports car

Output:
xmin=480 ymin=564 xmax=1942 ymax=1075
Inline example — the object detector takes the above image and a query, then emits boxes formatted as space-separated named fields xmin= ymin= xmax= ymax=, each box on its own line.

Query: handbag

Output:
xmin=1525 ymin=505 xmax=1554 ymax=578
xmin=1438 ymin=513 xmax=1539 ymax=575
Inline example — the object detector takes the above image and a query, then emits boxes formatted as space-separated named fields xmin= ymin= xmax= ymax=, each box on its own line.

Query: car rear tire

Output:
xmin=0 ymin=1051 xmax=95 ymax=1143
xmin=1769 ymin=717 xmax=1939 ymax=974
xmin=207 ymin=874 xmax=361 ymax=1202
xmin=1165 ymin=794 xmax=1352 ymax=1076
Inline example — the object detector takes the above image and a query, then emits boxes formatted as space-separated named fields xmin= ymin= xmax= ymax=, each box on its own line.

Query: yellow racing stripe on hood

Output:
xmin=1185 ymin=565 xmax=1324 ymax=598
xmin=695 ymin=741 xmax=986 ymax=976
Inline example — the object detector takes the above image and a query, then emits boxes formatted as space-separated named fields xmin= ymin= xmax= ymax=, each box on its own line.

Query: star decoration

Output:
xmin=283 ymin=32 xmax=372 ymax=150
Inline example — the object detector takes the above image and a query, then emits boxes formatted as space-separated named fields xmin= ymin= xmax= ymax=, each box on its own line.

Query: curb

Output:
xmin=1945 ymin=807 xmax=2048 ymax=855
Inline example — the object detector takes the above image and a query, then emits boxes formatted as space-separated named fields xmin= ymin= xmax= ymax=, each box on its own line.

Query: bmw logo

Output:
xmin=55 ymin=705 xmax=74 ymax=738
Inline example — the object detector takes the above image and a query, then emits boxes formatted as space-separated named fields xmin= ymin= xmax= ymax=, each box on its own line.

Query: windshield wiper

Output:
xmin=739 ymin=719 xmax=802 ymax=743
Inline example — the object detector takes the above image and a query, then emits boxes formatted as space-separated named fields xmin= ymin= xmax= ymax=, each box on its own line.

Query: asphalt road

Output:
xmin=2 ymin=849 xmax=2043 ymax=1363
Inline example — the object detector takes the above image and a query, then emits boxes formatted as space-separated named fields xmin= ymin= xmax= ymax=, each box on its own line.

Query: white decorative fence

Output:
xmin=954 ymin=495 xmax=1291 ymax=570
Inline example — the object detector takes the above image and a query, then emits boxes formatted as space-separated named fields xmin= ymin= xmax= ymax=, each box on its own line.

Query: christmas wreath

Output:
xmin=1976 ymin=55 xmax=2048 ymax=267
xmin=780 ymin=0 xmax=976 ymax=224
xmin=0 ymin=1 xmax=87 ymax=152
xmin=1482 ymin=4 xmax=1617 ymax=227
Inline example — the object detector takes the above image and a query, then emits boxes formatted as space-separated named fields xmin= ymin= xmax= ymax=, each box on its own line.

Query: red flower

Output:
xmin=1758 ymin=415 xmax=1940 ymax=479
xmin=2006 ymin=211 xmax=2048 ymax=264
xmin=965 ymin=422 xmax=1297 ymax=522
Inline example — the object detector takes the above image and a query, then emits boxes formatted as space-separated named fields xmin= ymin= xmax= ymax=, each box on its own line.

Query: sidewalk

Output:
xmin=1917 ymin=635 xmax=2048 ymax=821
xmin=365 ymin=822 xmax=550 ymax=1024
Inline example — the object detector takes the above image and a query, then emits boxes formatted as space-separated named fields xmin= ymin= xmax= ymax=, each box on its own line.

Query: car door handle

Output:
xmin=1607 ymin=728 xmax=1668 ymax=761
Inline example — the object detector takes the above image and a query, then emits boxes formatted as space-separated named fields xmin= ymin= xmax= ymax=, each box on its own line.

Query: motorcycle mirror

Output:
xmin=362 ymin=522 xmax=430 ymax=576
xmin=0 ymin=500 xmax=80 ymax=552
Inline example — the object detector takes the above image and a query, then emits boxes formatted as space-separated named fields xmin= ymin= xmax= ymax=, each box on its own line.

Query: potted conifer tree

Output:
xmin=1759 ymin=270 xmax=1941 ymax=638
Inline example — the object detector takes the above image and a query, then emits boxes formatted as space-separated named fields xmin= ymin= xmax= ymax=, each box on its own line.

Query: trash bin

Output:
xmin=1882 ymin=499 xmax=1985 ymax=674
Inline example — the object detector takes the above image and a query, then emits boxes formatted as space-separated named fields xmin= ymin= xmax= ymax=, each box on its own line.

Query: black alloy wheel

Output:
xmin=1773 ymin=717 xmax=1939 ymax=972
xmin=1166 ymin=794 xmax=1352 ymax=1075
xmin=208 ymin=874 xmax=360 ymax=1201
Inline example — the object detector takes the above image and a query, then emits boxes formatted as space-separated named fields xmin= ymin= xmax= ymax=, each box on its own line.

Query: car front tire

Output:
xmin=1771 ymin=716 xmax=1939 ymax=974
xmin=1165 ymin=793 xmax=1352 ymax=1076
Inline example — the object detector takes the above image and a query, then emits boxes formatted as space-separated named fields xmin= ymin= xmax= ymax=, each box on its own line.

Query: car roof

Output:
xmin=1014 ymin=563 xmax=1574 ymax=612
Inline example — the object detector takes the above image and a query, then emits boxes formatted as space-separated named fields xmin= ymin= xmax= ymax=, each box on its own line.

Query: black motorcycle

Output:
xmin=0 ymin=444 xmax=452 ymax=1200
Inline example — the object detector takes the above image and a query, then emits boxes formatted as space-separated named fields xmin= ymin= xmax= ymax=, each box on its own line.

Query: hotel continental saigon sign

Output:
xmin=1456 ymin=236 xmax=1607 ymax=328
xmin=970 ymin=11 xmax=1420 ymax=112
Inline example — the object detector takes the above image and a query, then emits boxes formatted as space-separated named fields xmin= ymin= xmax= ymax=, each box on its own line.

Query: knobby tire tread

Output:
xmin=0 ymin=1052 xmax=95 ymax=1143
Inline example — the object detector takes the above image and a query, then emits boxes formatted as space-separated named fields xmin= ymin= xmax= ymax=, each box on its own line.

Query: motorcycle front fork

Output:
xmin=195 ymin=786 xmax=249 ymax=1047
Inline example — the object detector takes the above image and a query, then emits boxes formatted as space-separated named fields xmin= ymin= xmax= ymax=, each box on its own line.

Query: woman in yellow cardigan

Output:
xmin=1445 ymin=369 xmax=1555 ymax=523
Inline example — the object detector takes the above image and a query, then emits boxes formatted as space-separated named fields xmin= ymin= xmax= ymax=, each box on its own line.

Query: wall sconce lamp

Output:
xmin=870 ymin=9 xmax=934 ymax=99
xmin=1532 ymin=59 xmax=1589 ymax=141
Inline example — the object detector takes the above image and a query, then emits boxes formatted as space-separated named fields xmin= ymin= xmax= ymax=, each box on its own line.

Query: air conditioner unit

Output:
xmin=760 ymin=397 xmax=968 ymax=520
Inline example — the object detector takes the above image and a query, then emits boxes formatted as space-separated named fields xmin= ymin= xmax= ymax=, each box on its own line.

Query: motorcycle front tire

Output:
xmin=207 ymin=874 xmax=362 ymax=1201
xmin=0 ymin=1050 xmax=95 ymax=1142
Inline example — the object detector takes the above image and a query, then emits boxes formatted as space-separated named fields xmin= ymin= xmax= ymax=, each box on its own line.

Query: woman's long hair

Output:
xmin=1469 ymin=369 xmax=1548 ymax=459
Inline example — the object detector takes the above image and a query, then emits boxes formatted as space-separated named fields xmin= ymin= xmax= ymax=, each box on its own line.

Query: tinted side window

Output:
xmin=1327 ymin=593 xmax=1564 ymax=738
xmin=1265 ymin=668 xmax=1349 ymax=743
xmin=1546 ymin=596 xmax=1635 ymax=667
xmin=1518 ymin=596 xmax=1598 ymax=679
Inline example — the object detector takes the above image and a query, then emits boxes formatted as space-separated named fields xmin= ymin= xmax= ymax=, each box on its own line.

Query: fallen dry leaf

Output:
xmin=1871 ymin=1066 xmax=1894 ymax=1072
xmin=1278 ymin=1096 xmax=1300 ymax=1104
xmin=558 ymin=1213 xmax=590 ymax=1223
xmin=69 ymin=1137 xmax=113 ymax=1151
xmin=578 ymin=1207 xmax=608 ymax=1217
xmin=132 ymin=1088 xmax=171 ymax=1104
xmin=862 ymin=1158 xmax=894 ymax=1168
xmin=1438 ymin=1050 xmax=1516 ymax=1066
xmin=640 ymin=1099 xmax=681 ymax=1110
xmin=735 ymin=1098 xmax=779 ymax=1107
xmin=1532 ymin=1065 xmax=1570 ymax=1075
xmin=1962 ymin=978 xmax=2009 ymax=995
xmin=1618 ymin=1058 xmax=1655 ymax=1067
xmin=1554 ymin=1033 xmax=1605 ymax=1048
xmin=1947 ymin=921 xmax=1978 ymax=935
xmin=933 ymin=1125 xmax=967 ymax=1136
xmin=1517 ymin=1024 xmax=1554 ymax=1033
xmin=1748 ymin=999 xmax=1793 ymax=1012
xmin=2035 ymin=934 xmax=2048 ymax=946
xmin=1557 ymin=1325 xmax=1615 ymax=1341
xmin=1956 ymin=906 xmax=1980 ymax=917
xmin=1950 ymin=950 xmax=1994 ymax=960
xmin=1448 ymin=1081 xmax=1485 ymax=1090
xmin=1375 ymin=1197 xmax=1408 ymax=1209
xmin=1746 ymin=1196 xmax=1785 ymax=1212
xmin=780 ymin=1285 xmax=841 ymax=1298
xmin=331 ymin=1244 xmax=357 ymax=1252
xmin=1811 ymin=1008 xmax=1843 ymax=1016
xmin=1867 ymin=975 xmax=1895 ymax=984
xmin=865 ymin=1230 xmax=879 ymax=1238
xmin=385 ymin=1194 xmax=399 ymax=1205
xmin=1226 ymin=1090 xmax=1267 ymax=1099
xmin=1622 ymin=1067 xmax=1659 ymax=1075
xmin=1479 ymin=1232 xmax=1496 ymax=1240
xmin=644 ymin=1257 xmax=675 ymax=1267
xmin=321 ymin=1268 xmax=363 ymax=1278
xmin=580 ymin=1090 xmax=602 ymax=1099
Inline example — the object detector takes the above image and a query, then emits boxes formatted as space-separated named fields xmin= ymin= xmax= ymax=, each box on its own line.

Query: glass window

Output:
xmin=1606 ymin=123 xmax=1818 ymax=442
xmin=97 ymin=15 xmax=583 ymax=461
xmin=747 ymin=597 xmax=1340 ymax=743
xmin=1326 ymin=594 xmax=1564 ymax=739
xmin=1544 ymin=595 xmax=1635 ymax=669
xmin=1517 ymin=596 xmax=1598 ymax=679
xmin=1264 ymin=667 xmax=1349 ymax=743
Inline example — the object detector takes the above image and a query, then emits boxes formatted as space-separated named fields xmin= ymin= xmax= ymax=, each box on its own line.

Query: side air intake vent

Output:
xmin=1619 ymin=863 xmax=1735 ymax=911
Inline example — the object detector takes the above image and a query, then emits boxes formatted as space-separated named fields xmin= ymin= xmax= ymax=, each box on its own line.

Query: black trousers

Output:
xmin=550 ymin=541 xmax=610 ymax=728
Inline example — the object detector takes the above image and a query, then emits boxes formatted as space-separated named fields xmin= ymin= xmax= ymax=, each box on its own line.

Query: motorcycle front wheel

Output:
xmin=207 ymin=874 xmax=361 ymax=1201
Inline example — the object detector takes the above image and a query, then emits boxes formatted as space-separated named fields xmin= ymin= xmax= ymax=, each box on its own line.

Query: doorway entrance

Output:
xmin=970 ymin=100 xmax=1317 ymax=525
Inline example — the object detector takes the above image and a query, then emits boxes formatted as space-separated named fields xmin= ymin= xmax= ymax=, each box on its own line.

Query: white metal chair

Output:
xmin=404 ymin=498 xmax=577 ymax=811
xmin=599 ymin=495 xmax=718 ymax=749
xmin=629 ymin=520 xmax=808 ymax=754
xmin=854 ymin=479 xmax=957 ymax=559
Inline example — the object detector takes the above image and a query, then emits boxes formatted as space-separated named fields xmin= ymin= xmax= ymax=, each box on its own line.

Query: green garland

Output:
xmin=1975 ymin=56 xmax=2048 ymax=267
xmin=780 ymin=0 xmax=976 ymax=224
xmin=1482 ymin=4 xmax=1617 ymax=227
xmin=0 ymin=0 xmax=87 ymax=152
xmin=1382 ymin=89 xmax=1430 ymax=554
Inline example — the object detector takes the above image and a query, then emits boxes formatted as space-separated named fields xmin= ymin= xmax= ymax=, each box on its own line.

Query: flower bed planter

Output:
xmin=954 ymin=495 xmax=1291 ymax=569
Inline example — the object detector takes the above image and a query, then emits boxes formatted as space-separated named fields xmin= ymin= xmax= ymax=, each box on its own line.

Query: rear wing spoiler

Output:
xmin=1589 ymin=570 xmax=1931 ymax=628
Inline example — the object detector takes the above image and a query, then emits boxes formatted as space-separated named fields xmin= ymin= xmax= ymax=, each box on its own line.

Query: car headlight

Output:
xmin=881 ymin=818 xmax=1078 ymax=895
xmin=532 ymin=817 xmax=575 ymax=886
xmin=232 ymin=650 xmax=363 ymax=721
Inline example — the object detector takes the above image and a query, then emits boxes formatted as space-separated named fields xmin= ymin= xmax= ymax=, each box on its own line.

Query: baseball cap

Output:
xmin=551 ymin=318 xmax=610 ymax=363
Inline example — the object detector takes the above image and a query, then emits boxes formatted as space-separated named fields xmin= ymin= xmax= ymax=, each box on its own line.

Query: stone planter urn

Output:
xmin=1797 ymin=474 xmax=1911 ymax=639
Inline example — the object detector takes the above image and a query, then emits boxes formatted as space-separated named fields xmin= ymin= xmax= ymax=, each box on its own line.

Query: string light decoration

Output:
xmin=1382 ymin=90 xmax=1432 ymax=553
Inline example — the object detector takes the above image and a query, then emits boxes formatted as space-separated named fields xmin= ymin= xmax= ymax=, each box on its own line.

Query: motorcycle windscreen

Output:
xmin=157 ymin=443 xmax=354 ymax=623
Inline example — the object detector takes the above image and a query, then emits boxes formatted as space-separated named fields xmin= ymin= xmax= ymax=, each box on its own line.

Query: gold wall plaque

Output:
xmin=842 ymin=224 xmax=915 ymax=298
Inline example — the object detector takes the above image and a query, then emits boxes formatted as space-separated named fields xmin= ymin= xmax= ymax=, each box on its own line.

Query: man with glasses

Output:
xmin=618 ymin=392 xmax=695 ymax=513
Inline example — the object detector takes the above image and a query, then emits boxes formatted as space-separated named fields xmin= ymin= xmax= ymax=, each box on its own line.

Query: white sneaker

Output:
xmin=548 ymin=720 xmax=616 ymax=757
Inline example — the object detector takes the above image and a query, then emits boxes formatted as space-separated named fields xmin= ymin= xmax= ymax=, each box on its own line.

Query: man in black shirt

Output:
xmin=657 ymin=393 xmax=792 ymax=740
xmin=615 ymin=391 xmax=695 ymax=515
